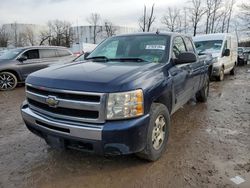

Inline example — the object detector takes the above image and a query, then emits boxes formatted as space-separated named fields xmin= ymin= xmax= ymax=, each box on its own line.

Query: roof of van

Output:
xmin=193 ymin=33 xmax=233 ymax=42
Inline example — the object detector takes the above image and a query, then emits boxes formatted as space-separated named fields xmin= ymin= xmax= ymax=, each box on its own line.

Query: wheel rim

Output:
xmin=0 ymin=73 xmax=15 ymax=90
xmin=152 ymin=115 xmax=166 ymax=150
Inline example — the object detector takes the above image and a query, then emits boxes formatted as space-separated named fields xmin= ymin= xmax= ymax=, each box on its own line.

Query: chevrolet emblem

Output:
xmin=45 ymin=96 xmax=59 ymax=108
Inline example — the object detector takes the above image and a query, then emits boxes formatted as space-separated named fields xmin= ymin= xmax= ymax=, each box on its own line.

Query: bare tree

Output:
xmin=47 ymin=20 xmax=73 ymax=47
xmin=162 ymin=7 xmax=182 ymax=32
xmin=138 ymin=4 xmax=156 ymax=32
xmin=226 ymin=0 xmax=235 ymax=33
xmin=39 ymin=30 xmax=52 ymax=46
xmin=24 ymin=26 xmax=35 ymax=46
xmin=210 ymin=0 xmax=222 ymax=33
xmin=87 ymin=13 xmax=101 ymax=44
xmin=205 ymin=0 xmax=214 ymax=34
xmin=104 ymin=21 xmax=117 ymax=37
xmin=238 ymin=3 xmax=250 ymax=36
xmin=0 ymin=25 xmax=9 ymax=47
xmin=189 ymin=0 xmax=206 ymax=36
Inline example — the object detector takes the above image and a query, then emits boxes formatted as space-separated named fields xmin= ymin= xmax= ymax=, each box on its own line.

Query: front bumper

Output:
xmin=21 ymin=102 xmax=150 ymax=155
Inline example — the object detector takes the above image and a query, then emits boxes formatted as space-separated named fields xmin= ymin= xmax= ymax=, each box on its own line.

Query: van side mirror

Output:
xmin=84 ymin=52 xmax=91 ymax=60
xmin=223 ymin=49 xmax=230 ymax=57
xmin=174 ymin=52 xmax=197 ymax=64
xmin=18 ymin=54 xmax=28 ymax=62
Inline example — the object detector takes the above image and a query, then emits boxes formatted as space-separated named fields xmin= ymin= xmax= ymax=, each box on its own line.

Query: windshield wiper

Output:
xmin=86 ymin=56 xmax=110 ymax=62
xmin=110 ymin=57 xmax=149 ymax=62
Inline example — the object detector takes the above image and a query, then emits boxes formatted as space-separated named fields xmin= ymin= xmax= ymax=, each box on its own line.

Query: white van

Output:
xmin=193 ymin=33 xmax=238 ymax=81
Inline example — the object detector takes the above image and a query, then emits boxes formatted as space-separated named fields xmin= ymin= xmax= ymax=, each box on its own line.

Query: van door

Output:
xmin=221 ymin=38 xmax=233 ymax=73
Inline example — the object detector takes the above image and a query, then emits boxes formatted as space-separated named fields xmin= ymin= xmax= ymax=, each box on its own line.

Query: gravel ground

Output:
xmin=0 ymin=65 xmax=249 ymax=188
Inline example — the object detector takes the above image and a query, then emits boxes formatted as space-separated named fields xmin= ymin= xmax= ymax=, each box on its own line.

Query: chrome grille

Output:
xmin=26 ymin=84 xmax=107 ymax=124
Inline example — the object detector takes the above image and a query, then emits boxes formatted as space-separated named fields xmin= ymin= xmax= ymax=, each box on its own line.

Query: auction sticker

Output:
xmin=146 ymin=45 xmax=165 ymax=50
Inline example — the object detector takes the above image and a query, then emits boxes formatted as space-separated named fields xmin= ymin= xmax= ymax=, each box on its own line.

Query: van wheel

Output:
xmin=230 ymin=66 xmax=235 ymax=75
xmin=216 ymin=68 xmax=224 ymax=81
xmin=0 ymin=72 xmax=18 ymax=91
xmin=196 ymin=74 xmax=209 ymax=103
xmin=136 ymin=103 xmax=170 ymax=162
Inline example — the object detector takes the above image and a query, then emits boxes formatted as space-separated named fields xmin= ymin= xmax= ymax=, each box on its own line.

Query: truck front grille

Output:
xmin=26 ymin=84 xmax=106 ymax=124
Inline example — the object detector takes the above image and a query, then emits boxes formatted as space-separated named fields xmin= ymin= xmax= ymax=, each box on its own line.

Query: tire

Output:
xmin=230 ymin=66 xmax=235 ymax=75
xmin=216 ymin=67 xmax=224 ymax=81
xmin=136 ymin=103 xmax=170 ymax=162
xmin=196 ymin=74 xmax=209 ymax=103
xmin=0 ymin=72 xmax=18 ymax=91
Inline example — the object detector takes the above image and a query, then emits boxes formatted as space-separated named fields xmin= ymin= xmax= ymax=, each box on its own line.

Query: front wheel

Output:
xmin=216 ymin=68 xmax=224 ymax=81
xmin=0 ymin=72 xmax=18 ymax=91
xmin=136 ymin=103 xmax=170 ymax=161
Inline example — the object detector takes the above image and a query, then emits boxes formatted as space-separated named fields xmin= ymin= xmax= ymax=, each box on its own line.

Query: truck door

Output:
xmin=169 ymin=36 xmax=193 ymax=110
xmin=183 ymin=37 xmax=205 ymax=92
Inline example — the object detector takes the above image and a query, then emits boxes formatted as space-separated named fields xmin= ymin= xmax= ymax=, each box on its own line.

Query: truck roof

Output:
xmin=115 ymin=32 xmax=192 ymax=38
xmin=193 ymin=33 xmax=234 ymax=42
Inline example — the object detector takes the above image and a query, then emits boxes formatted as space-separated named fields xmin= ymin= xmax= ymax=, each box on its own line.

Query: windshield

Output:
xmin=88 ymin=35 xmax=170 ymax=63
xmin=194 ymin=40 xmax=223 ymax=54
xmin=0 ymin=49 xmax=24 ymax=60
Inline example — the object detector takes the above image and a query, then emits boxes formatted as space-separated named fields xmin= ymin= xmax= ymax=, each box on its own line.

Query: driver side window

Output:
xmin=173 ymin=37 xmax=186 ymax=58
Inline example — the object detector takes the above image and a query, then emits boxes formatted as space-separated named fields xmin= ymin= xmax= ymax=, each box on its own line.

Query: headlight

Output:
xmin=106 ymin=89 xmax=144 ymax=120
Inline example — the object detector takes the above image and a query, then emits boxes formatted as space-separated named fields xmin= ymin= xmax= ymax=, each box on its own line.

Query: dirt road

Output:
xmin=0 ymin=66 xmax=249 ymax=188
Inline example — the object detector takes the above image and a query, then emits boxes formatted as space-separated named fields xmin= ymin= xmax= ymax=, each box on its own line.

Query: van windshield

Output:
xmin=194 ymin=40 xmax=223 ymax=54
xmin=0 ymin=49 xmax=23 ymax=60
xmin=87 ymin=35 xmax=170 ymax=63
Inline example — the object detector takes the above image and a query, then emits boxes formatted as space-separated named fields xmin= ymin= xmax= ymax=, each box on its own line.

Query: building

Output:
xmin=2 ymin=23 xmax=46 ymax=47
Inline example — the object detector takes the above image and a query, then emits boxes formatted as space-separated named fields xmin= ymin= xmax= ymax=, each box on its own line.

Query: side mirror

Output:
xmin=18 ymin=54 xmax=28 ymax=62
xmin=223 ymin=49 xmax=230 ymax=57
xmin=84 ymin=52 xmax=91 ymax=60
xmin=174 ymin=52 xmax=197 ymax=64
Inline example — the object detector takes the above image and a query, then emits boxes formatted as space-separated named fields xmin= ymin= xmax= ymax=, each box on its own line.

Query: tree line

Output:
xmin=0 ymin=0 xmax=249 ymax=48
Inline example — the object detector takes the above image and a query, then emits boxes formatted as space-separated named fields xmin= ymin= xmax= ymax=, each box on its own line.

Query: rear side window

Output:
xmin=23 ymin=49 xmax=39 ymax=59
xmin=173 ymin=36 xmax=186 ymax=57
xmin=184 ymin=37 xmax=195 ymax=53
xmin=57 ymin=49 xmax=72 ymax=57
xmin=40 ymin=49 xmax=57 ymax=58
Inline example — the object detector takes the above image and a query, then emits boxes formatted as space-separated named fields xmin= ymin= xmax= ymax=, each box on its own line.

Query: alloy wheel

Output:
xmin=152 ymin=115 xmax=166 ymax=150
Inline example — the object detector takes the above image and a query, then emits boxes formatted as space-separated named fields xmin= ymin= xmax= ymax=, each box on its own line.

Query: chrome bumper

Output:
xmin=21 ymin=105 xmax=103 ymax=141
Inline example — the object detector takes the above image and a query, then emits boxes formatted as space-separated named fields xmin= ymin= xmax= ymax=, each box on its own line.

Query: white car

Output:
xmin=194 ymin=33 xmax=238 ymax=81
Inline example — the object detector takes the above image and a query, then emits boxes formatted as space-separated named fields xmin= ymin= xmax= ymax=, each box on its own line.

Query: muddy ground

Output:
xmin=0 ymin=66 xmax=249 ymax=188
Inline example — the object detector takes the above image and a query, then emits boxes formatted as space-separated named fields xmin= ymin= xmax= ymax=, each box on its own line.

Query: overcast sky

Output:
xmin=0 ymin=0 xmax=247 ymax=28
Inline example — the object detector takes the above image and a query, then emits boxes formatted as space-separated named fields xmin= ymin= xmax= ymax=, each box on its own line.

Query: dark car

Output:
xmin=0 ymin=46 xmax=74 ymax=91
xmin=21 ymin=32 xmax=210 ymax=161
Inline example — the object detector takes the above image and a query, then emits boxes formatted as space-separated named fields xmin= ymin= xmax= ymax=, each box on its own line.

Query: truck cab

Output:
xmin=21 ymin=32 xmax=210 ymax=161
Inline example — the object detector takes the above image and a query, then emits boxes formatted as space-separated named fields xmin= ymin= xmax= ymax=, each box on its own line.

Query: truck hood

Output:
xmin=26 ymin=61 xmax=164 ymax=92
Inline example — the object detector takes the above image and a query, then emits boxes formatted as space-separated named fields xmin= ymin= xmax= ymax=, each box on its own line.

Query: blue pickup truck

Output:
xmin=21 ymin=32 xmax=210 ymax=161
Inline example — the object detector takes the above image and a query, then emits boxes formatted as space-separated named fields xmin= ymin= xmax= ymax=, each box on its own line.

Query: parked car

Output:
xmin=21 ymin=32 xmax=210 ymax=161
xmin=70 ymin=43 xmax=97 ymax=56
xmin=0 ymin=46 xmax=75 ymax=91
xmin=238 ymin=47 xmax=250 ymax=65
xmin=193 ymin=33 xmax=238 ymax=81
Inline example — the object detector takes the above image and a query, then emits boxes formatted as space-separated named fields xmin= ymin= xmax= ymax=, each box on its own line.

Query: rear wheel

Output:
xmin=0 ymin=72 xmax=18 ymax=91
xmin=136 ymin=103 xmax=170 ymax=162
xmin=230 ymin=66 xmax=235 ymax=75
xmin=196 ymin=74 xmax=209 ymax=102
